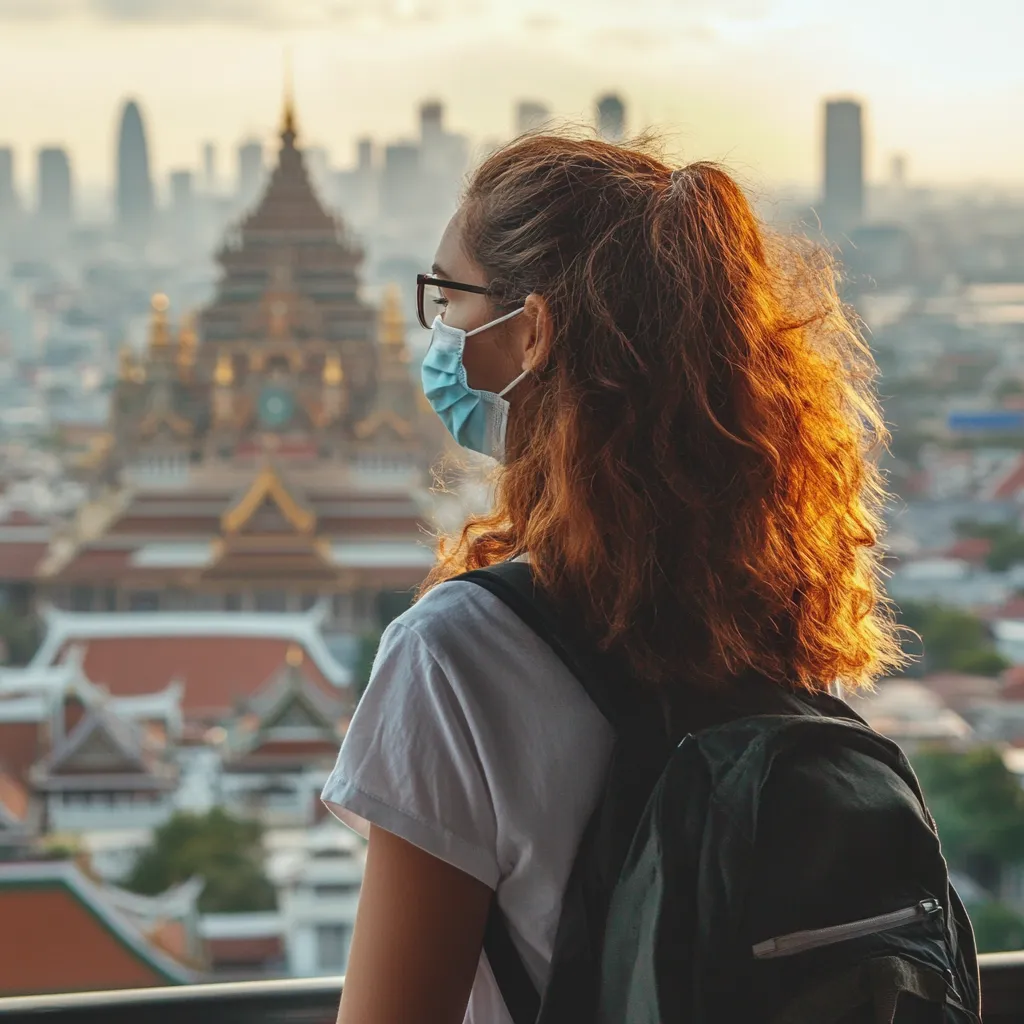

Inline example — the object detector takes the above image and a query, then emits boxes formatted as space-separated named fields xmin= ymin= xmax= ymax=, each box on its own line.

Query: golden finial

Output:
xmin=322 ymin=354 xmax=343 ymax=386
xmin=149 ymin=293 xmax=170 ymax=350
xmin=118 ymin=345 xmax=134 ymax=381
xmin=281 ymin=48 xmax=297 ymax=141
xmin=285 ymin=644 xmax=304 ymax=667
xmin=177 ymin=313 xmax=197 ymax=371
xmin=378 ymin=283 xmax=409 ymax=361
xmin=213 ymin=353 xmax=234 ymax=387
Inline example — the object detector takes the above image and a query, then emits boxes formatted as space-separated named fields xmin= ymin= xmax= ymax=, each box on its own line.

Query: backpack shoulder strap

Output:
xmin=456 ymin=562 xmax=626 ymax=729
xmin=454 ymin=562 xmax=624 ymax=1024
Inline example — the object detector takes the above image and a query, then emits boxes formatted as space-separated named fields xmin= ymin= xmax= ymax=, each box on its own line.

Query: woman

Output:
xmin=322 ymin=134 xmax=903 ymax=1024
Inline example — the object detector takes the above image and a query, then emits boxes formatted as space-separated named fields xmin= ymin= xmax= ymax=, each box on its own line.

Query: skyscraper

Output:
xmin=169 ymin=169 xmax=194 ymax=212
xmin=515 ymin=101 xmax=551 ymax=136
xmin=203 ymin=142 xmax=217 ymax=193
xmin=823 ymin=99 xmax=865 ymax=233
xmin=237 ymin=139 xmax=264 ymax=206
xmin=596 ymin=94 xmax=626 ymax=142
xmin=420 ymin=100 xmax=444 ymax=150
xmin=37 ymin=147 xmax=72 ymax=227
xmin=0 ymin=147 xmax=17 ymax=220
xmin=116 ymin=99 xmax=154 ymax=239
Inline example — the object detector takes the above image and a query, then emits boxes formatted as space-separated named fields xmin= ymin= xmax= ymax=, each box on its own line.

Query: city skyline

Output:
xmin=0 ymin=0 xmax=1021 ymax=190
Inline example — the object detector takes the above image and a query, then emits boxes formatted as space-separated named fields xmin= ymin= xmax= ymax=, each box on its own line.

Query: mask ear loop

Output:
xmin=465 ymin=305 xmax=526 ymax=337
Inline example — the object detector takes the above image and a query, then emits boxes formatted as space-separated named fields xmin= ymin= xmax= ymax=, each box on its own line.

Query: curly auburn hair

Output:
xmin=421 ymin=133 xmax=904 ymax=695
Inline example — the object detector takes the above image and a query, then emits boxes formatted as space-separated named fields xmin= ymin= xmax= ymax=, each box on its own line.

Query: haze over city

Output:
xmin=1 ymin=0 xmax=1022 ymax=190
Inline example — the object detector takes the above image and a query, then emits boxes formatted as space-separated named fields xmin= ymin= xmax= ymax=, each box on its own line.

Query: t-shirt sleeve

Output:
xmin=321 ymin=620 xmax=501 ymax=889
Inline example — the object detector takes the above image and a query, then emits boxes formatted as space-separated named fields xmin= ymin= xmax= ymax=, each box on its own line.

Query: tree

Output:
xmin=911 ymin=747 xmax=1024 ymax=893
xmin=966 ymin=900 xmax=1024 ymax=954
xmin=123 ymin=809 xmax=276 ymax=913
xmin=895 ymin=601 xmax=1008 ymax=677
xmin=0 ymin=609 xmax=41 ymax=666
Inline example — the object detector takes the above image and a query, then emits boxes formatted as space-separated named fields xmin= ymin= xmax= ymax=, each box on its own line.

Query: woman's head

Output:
xmin=422 ymin=133 xmax=904 ymax=695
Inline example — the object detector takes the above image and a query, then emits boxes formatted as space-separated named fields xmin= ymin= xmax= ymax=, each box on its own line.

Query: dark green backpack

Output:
xmin=459 ymin=562 xmax=981 ymax=1024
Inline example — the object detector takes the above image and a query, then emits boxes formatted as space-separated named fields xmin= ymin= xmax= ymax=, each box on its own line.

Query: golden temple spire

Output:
xmin=148 ymin=293 xmax=171 ymax=351
xmin=177 ymin=313 xmax=197 ymax=372
xmin=322 ymin=354 xmax=344 ymax=386
xmin=378 ymin=283 xmax=409 ymax=362
xmin=118 ymin=344 xmax=134 ymax=381
xmin=281 ymin=48 xmax=298 ymax=143
xmin=214 ymin=353 xmax=234 ymax=387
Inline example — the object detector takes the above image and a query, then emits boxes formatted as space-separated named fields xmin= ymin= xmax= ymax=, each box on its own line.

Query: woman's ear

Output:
xmin=521 ymin=292 xmax=553 ymax=372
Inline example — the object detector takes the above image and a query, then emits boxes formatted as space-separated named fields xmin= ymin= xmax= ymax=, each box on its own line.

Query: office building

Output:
xmin=596 ymin=94 xmax=626 ymax=142
xmin=37 ymin=147 xmax=72 ymax=228
xmin=381 ymin=142 xmax=420 ymax=222
xmin=169 ymin=169 xmax=194 ymax=211
xmin=0 ymin=147 xmax=17 ymax=220
xmin=116 ymin=99 xmax=154 ymax=239
xmin=823 ymin=99 xmax=865 ymax=232
xmin=203 ymin=141 xmax=217 ymax=193
xmin=515 ymin=101 xmax=551 ymax=136
xmin=237 ymin=139 xmax=264 ymax=206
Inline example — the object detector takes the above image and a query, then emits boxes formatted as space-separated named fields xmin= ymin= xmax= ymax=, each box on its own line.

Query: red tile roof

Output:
xmin=51 ymin=549 xmax=133 ymax=581
xmin=0 ymin=721 xmax=42 ymax=784
xmin=0 ymin=542 xmax=49 ymax=581
xmin=207 ymin=935 xmax=284 ymax=968
xmin=0 ymin=877 xmax=192 ymax=994
xmin=0 ymin=771 xmax=29 ymax=822
xmin=943 ymin=537 xmax=992 ymax=563
xmin=64 ymin=637 xmax=334 ymax=721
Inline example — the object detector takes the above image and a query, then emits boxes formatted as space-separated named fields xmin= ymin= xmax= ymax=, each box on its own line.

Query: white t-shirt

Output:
xmin=322 ymin=579 xmax=616 ymax=1024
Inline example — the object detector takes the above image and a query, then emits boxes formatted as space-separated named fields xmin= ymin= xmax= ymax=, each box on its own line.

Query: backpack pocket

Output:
xmin=753 ymin=900 xmax=941 ymax=960
xmin=749 ymin=902 xmax=978 ymax=1024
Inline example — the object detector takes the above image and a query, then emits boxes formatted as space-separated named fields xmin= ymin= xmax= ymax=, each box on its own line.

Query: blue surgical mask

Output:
xmin=420 ymin=307 xmax=528 ymax=461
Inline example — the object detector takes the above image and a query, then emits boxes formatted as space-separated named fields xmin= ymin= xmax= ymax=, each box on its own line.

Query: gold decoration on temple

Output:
xmin=322 ymin=354 xmax=343 ymax=386
xmin=285 ymin=644 xmax=304 ymax=667
xmin=177 ymin=313 xmax=198 ymax=371
xmin=118 ymin=345 xmax=134 ymax=381
xmin=214 ymin=353 xmax=234 ymax=387
xmin=378 ymin=283 xmax=409 ymax=361
xmin=148 ymin=293 xmax=171 ymax=350
xmin=281 ymin=49 xmax=298 ymax=140
xmin=222 ymin=465 xmax=316 ymax=536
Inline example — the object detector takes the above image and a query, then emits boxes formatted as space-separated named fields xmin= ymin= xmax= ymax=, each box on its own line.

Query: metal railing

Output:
xmin=1 ymin=952 xmax=1022 ymax=1022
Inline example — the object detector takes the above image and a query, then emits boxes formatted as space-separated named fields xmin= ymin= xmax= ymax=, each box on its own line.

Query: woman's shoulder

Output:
xmin=387 ymin=578 xmax=528 ymax=657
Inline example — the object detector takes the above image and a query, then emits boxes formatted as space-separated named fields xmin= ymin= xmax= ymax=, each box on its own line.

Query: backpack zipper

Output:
xmin=752 ymin=899 xmax=942 ymax=960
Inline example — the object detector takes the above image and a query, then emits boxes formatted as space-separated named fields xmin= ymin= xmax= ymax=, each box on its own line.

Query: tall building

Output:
xmin=420 ymin=100 xmax=444 ymax=150
xmin=823 ymin=99 xmax=865 ymax=233
xmin=237 ymin=138 xmax=264 ymax=207
xmin=37 ymin=147 xmax=72 ymax=228
xmin=356 ymin=137 xmax=373 ymax=173
xmin=515 ymin=100 xmax=551 ymax=136
xmin=203 ymin=141 xmax=217 ymax=193
xmin=381 ymin=142 xmax=420 ymax=222
xmin=116 ymin=100 xmax=154 ymax=240
xmin=0 ymin=147 xmax=17 ymax=220
xmin=169 ymin=169 xmax=193 ymax=210
xmin=596 ymin=93 xmax=626 ymax=142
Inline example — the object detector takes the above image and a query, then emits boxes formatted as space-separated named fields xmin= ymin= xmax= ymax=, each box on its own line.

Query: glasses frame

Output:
xmin=416 ymin=273 xmax=490 ymax=329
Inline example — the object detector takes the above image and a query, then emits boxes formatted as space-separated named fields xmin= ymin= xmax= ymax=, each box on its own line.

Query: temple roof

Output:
xmin=0 ymin=860 xmax=203 ymax=993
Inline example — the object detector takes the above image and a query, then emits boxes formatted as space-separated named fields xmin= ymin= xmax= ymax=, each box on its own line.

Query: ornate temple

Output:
xmin=33 ymin=97 xmax=442 ymax=629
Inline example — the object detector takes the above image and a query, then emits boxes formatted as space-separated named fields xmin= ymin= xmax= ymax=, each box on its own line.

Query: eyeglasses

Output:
xmin=415 ymin=273 xmax=490 ymax=330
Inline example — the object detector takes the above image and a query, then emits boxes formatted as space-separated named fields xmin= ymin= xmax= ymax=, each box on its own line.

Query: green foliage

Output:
xmin=895 ymin=601 xmax=1007 ymax=677
xmin=967 ymin=900 xmax=1024 ymax=954
xmin=955 ymin=519 xmax=1024 ymax=571
xmin=123 ymin=809 xmax=276 ymax=913
xmin=912 ymin=748 xmax=1024 ymax=876
xmin=0 ymin=610 xmax=41 ymax=666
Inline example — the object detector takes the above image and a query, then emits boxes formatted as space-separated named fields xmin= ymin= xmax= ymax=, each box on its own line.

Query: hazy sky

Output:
xmin=0 ymin=0 xmax=1021 ymax=194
